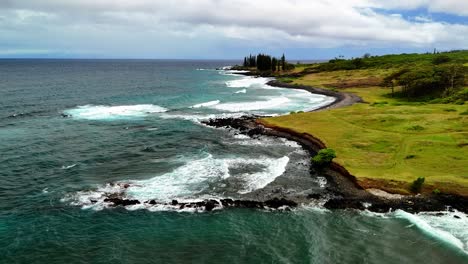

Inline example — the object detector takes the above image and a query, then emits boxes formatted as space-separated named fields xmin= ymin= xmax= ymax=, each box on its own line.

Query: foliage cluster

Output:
xmin=243 ymin=53 xmax=294 ymax=72
xmin=311 ymin=148 xmax=336 ymax=168
xmin=410 ymin=177 xmax=425 ymax=193
xmin=316 ymin=50 xmax=468 ymax=72
xmin=381 ymin=63 xmax=466 ymax=100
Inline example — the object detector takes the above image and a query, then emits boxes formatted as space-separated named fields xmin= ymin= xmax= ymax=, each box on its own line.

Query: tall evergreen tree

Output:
xmin=281 ymin=54 xmax=286 ymax=71
xmin=272 ymin=57 xmax=278 ymax=72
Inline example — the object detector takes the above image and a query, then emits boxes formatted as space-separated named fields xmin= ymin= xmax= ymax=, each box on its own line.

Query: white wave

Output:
xmin=226 ymin=134 xmax=301 ymax=149
xmin=64 ymin=104 xmax=167 ymax=120
xmin=225 ymin=76 xmax=272 ymax=88
xmin=61 ymin=164 xmax=77 ymax=170
xmin=191 ymin=100 xmax=221 ymax=108
xmin=394 ymin=210 xmax=468 ymax=254
xmin=212 ymin=97 xmax=290 ymax=112
xmin=238 ymin=156 xmax=289 ymax=194
xmin=64 ymin=154 xmax=290 ymax=210
xmin=235 ymin=89 xmax=247 ymax=94
xmin=159 ymin=112 xmax=250 ymax=124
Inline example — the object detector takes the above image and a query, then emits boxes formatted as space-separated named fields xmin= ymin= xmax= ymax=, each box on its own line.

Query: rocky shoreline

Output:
xmin=99 ymin=73 xmax=467 ymax=214
xmin=202 ymin=116 xmax=468 ymax=214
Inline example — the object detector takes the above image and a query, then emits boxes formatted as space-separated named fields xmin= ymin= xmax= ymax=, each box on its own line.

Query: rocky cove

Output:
xmin=98 ymin=115 xmax=467 ymax=214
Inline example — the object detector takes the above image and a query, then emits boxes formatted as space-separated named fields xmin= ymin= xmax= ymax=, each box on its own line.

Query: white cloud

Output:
xmin=0 ymin=0 xmax=467 ymax=57
xmin=370 ymin=0 xmax=468 ymax=16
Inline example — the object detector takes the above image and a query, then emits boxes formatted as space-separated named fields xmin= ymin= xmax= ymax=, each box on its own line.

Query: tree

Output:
xmin=381 ymin=68 xmax=409 ymax=97
xmin=311 ymin=148 xmax=336 ymax=168
xmin=410 ymin=177 xmax=425 ymax=193
xmin=434 ymin=64 xmax=466 ymax=96
xmin=281 ymin=53 xmax=286 ymax=71
xmin=272 ymin=57 xmax=278 ymax=72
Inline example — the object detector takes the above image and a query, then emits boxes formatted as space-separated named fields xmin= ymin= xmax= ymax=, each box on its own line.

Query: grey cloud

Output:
xmin=0 ymin=0 xmax=467 ymax=58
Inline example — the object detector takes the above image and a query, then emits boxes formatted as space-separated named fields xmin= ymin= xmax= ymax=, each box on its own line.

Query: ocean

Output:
xmin=0 ymin=59 xmax=466 ymax=263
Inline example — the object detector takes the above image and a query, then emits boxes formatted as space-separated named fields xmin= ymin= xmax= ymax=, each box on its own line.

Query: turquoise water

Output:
xmin=0 ymin=59 xmax=467 ymax=263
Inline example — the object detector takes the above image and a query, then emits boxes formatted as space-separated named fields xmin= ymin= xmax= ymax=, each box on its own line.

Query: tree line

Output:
xmin=381 ymin=55 xmax=466 ymax=100
xmin=243 ymin=53 xmax=292 ymax=72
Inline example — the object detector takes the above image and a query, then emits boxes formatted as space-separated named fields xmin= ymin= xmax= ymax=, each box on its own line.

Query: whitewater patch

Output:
xmin=238 ymin=156 xmax=289 ymax=194
xmin=212 ymin=97 xmax=290 ymax=112
xmin=159 ymin=112 xmax=251 ymax=124
xmin=394 ymin=210 xmax=468 ymax=254
xmin=226 ymin=133 xmax=301 ymax=149
xmin=225 ymin=76 xmax=272 ymax=88
xmin=191 ymin=100 xmax=221 ymax=108
xmin=64 ymin=154 xmax=290 ymax=211
xmin=64 ymin=104 xmax=167 ymax=120
xmin=61 ymin=164 xmax=77 ymax=170
xmin=235 ymin=89 xmax=247 ymax=94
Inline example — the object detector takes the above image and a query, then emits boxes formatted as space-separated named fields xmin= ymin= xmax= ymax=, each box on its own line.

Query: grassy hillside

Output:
xmin=263 ymin=51 xmax=468 ymax=196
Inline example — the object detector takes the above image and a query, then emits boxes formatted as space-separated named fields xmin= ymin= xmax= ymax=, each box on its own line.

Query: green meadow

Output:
xmin=264 ymin=51 xmax=468 ymax=196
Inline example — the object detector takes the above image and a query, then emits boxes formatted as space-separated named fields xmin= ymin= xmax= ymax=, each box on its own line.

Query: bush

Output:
xmin=432 ymin=55 xmax=451 ymax=65
xmin=432 ymin=189 xmax=441 ymax=195
xmin=410 ymin=177 xmax=425 ymax=193
xmin=443 ymin=108 xmax=457 ymax=112
xmin=312 ymin=148 xmax=337 ymax=168
xmin=407 ymin=125 xmax=425 ymax=131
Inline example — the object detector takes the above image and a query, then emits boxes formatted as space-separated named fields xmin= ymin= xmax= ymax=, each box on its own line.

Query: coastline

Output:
xmin=266 ymin=80 xmax=364 ymax=111
xmin=201 ymin=73 xmax=468 ymax=213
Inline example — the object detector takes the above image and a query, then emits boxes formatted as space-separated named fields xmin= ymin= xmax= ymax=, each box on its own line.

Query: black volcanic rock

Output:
xmin=104 ymin=198 xmax=140 ymax=206
xmin=265 ymin=198 xmax=297 ymax=208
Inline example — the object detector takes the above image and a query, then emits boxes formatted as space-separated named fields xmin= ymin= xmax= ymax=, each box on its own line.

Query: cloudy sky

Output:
xmin=1 ymin=0 xmax=467 ymax=59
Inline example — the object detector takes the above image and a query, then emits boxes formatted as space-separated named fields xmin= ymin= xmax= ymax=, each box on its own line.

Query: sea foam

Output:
xmin=64 ymin=154 xmax=290 ymax=211
xmin=394 ymin=210 xmax=468 ymax=254
xmin=191 ymin=100 xmax=221 ymax=108
xmin=225 ymin=76 xmax=272 ymax=88
xmin=212 ymin=97 xmax=290 ymax=112
xmin=64 ymin=104 xmax=167 ymax=120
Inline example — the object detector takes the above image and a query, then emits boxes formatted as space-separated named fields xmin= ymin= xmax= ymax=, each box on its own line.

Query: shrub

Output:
xmin=460 ymin=110 xmax=468 ymax=115
xmin=407 ymin=125 xmax=425 ymax=131
xmin=432 ymin=55 xmax=451 ymax=65
xmin=312 ymin=148 xmax=337 ymax=168
xmin=410 ymin=177 xmax=425 ymax=193
xmin=443 ymin=108 xmax=457 ymax=112
xmin=405 ymin=154 xmax=416 ymax=159
xmin=432 ymin=189 xmax=441 ymax=195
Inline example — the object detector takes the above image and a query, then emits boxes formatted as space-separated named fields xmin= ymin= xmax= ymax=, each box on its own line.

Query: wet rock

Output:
xmin=324 ymin=198 xmax=365 ymax=210
xmin=307 ymin=193 xmax=321 ymax=199
xmin=171 ymin=200 xmax=178 ymax=205
xmin=205 ymin=200 xmax=219 ymax=211
xmin=220 ymin=199 xmax=234 ymax=207
xmin=104 ymin=198 xmax=140 ymax=206
xmin=265 ymin=198 xmax=297 ymax=209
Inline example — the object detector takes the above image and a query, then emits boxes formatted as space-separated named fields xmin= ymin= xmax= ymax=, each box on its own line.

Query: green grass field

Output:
xmin=262 ymin=52 xmax=468 ymax=196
